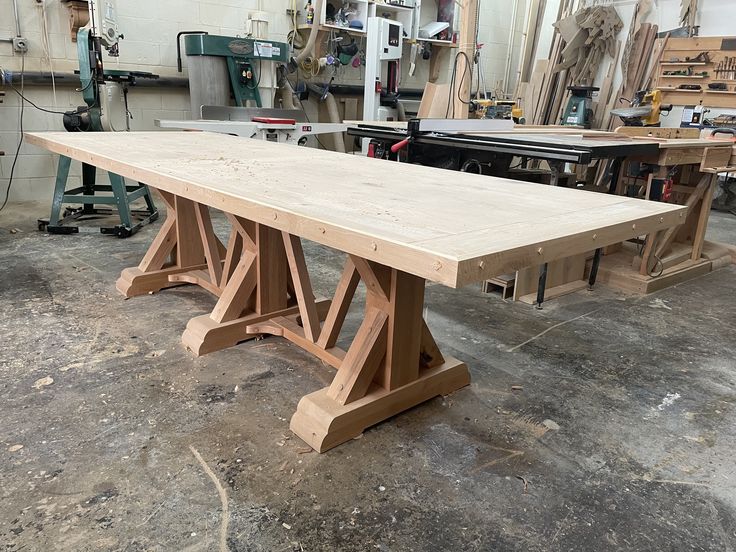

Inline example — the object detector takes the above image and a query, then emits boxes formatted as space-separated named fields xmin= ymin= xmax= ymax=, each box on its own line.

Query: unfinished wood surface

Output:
xmin=282 ymin=233 xmax=321 ymax=342
xmin=417 ymin=83 xmax=451 ymax=119
xmin=596 ymin=243 xmax=721 ymax=295
xmin=27 ymin=131 xmax=687 ymax=289
xmin=615 ymin=126 xmax=701 ymax=140
xmin=116 ymin=193 xmax=219 ymax=298
xmin=513 ymin=253 xmax=586 ymax=302
xmin=316 ymin=257 xmax=360 ymax=350
xmin=327 ymin=307 xmax=389 ymax=405
xmin=194 ymin=203 xmax=223 ymax=287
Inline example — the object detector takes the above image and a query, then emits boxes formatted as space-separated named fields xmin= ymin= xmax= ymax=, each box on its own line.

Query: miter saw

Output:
xmin=611 ymin=89 xmax=673 ymax=127
xmin=39 ymin=0 xmax=160 ymax=237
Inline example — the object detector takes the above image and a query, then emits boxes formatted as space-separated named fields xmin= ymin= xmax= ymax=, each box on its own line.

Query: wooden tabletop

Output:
xmin=26 ymin=131 xmax=687 ymax=288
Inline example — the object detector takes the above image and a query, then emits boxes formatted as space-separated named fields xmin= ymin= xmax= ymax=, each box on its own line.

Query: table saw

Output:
xmin=347 ymin=118 xmax=661 ymax=188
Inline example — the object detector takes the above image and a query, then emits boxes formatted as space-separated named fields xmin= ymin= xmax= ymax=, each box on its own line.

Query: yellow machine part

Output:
xmin=641 ymin=90 xmax=663 ymax=126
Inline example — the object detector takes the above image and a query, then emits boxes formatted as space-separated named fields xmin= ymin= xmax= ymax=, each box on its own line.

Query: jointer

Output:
xmin=26 ymin=131 xmax=687 ymax=452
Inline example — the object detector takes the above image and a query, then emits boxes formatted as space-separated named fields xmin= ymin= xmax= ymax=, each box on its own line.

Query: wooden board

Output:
xmin=26 ymin=131 xmax=686 ymax=289
xmin=513 ymin=253 xmax=586 ymax=301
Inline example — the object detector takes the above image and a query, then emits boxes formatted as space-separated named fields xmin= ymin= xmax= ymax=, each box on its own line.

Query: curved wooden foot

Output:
xmin=116 ymin=265 xmax=206 ymax=298
xmin=290 ymin=358 xmax=470 ymax=453
xmin=182 ymin=299 xmax=331 ymax=356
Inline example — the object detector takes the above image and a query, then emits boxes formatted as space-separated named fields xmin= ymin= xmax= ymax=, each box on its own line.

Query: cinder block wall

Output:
xmin=0 ymin=0 xmax=524 ymax=204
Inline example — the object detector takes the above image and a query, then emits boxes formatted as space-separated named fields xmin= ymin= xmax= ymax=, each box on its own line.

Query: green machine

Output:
xmin=176 ymin=33 xmax=290 ymax=118
xmin=39 ymin=0 xmax=159 ymax=238
xmin=561 ymin=86 xmax=599 ymax=129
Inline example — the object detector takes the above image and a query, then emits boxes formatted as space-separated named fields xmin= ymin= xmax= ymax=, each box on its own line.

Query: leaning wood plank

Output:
xmin=327 ymin=308 xmax=389 ymax=405
xmin=317 ymin=257 xmax=361 ymax=350
xmin=282 ymin=232 xmax=321 ymax=342
xmin=25 ymin=131 xmax=687 ymax=289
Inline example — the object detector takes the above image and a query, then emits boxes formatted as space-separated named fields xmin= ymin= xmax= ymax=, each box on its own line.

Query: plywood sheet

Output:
xmin=26 ymin=131 xmax=686 ymax=289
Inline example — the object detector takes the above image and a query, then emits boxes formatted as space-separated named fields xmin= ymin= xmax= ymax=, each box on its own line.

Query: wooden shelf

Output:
xmin=298 ymin=23 xmax=366 ymax=35
xmin=372 ymin=2 xmax=414 ymax=11
xmin=657 ymin=36 xmax=736 ymax=109
xmin=660 ymin=61 xmax=708 ymax=66
xmin=406 ymin=37 xmax=457 ymax=47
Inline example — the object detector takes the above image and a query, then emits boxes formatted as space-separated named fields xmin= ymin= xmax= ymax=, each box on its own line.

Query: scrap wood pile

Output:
xmin=553 ymin=6 xmax=623 ymax=85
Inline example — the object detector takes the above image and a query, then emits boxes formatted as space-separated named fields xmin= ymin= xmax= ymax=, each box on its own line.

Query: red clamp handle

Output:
xmin=390 ymin=138 xmax=410 ymax=154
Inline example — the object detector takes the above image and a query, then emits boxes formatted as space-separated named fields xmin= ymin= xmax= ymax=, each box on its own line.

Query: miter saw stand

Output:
xmin=38 ymin=0 xmax=159 ymax=238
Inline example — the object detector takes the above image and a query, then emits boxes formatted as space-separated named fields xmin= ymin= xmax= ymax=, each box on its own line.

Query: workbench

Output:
xmin=594 ymin=128 xmax=736 ymax=294
xmin=26 ymin=131 xmax=686 ymax=452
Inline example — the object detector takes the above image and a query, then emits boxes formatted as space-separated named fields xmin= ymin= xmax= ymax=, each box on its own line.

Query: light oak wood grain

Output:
xmin=27 ymin=131 xmax=687 ymax=288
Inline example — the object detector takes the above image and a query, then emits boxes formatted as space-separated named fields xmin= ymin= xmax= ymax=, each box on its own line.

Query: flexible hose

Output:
xmin=397 ymin=101 xmax=407 ymax=122
xmin=276 ymin=66 xmax=298 ymax=109
xmin=295 ymin=0 xmax=324 ymax=65
xmin=324 ymin=90 xmax=346 ymax=153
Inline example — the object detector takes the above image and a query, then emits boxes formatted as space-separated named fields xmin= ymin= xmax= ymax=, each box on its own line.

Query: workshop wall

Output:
xmin=533 ymin=0 xmax=736 ymax=128
xmin=1 ymin=0 xmax=524 ymax=204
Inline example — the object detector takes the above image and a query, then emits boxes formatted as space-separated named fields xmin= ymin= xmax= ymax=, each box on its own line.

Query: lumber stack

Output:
xmin=518 ymin=0 xmax=665 ymax=131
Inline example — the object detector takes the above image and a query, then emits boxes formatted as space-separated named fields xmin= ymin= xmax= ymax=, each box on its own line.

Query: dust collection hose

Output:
xmin=294 ymin=0 xmax=324 ymax=66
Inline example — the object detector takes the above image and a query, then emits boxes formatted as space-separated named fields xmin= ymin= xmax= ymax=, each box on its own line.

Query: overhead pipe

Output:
xmin=12 ymin=0 xmax=22 ymax=37
xmin=1 ymin=70 xmax=189 ymax=88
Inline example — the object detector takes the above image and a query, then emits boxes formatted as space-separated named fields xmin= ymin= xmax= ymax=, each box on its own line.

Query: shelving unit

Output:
xmin=656 ymin=36 xmax=736 ymax=109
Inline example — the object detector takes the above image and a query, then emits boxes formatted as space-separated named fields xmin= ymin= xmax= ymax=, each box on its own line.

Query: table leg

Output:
xmin=181 ymin=218 xmax=330 ymax=356
xmin=247 ymin=235 xmax=471 ymax=453
xmin=116 ymin=192 xmax=227 ymax=297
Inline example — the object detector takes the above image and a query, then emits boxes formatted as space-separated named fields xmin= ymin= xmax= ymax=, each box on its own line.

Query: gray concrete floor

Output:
xmin=1 ymin=202 xmax=736 ymax=552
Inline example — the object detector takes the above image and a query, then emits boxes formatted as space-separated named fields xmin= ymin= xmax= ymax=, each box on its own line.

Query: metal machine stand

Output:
xmin=40 ymin=157 xmax=158 ymax=238
xmin=39 ymin=0 xmax=158 ymax=238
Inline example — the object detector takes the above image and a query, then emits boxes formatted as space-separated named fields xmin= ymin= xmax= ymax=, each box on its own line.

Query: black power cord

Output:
xmin=0 ymin=56 xmax=25 ymax=214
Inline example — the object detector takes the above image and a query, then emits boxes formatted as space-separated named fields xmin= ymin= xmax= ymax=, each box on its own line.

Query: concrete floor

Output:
xmin=1 ymin=202 xmax=736 ymax=552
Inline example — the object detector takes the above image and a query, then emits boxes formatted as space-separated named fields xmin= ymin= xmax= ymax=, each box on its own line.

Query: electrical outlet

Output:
xmin=12 ymin=37 xmax=28 ymax=53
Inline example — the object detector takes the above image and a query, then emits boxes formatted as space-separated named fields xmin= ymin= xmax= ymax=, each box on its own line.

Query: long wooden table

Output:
xmin=27 ymin=131 xmax=687 ymax=452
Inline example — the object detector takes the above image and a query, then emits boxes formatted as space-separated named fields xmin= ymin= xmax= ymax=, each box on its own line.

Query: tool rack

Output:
xmin=656 ymin=36 xmax=736 ymax=108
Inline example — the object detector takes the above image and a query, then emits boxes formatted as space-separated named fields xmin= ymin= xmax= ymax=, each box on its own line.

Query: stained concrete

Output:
xmin=1 ymin=203 xmax=735 ymax=552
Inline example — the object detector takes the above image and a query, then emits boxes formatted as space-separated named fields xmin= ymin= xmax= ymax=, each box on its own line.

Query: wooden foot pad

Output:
xmin=182 ymin=298 xmax=332 ymax=356
xmin=116 ymin=265 xmax=207 ymax=298
xmin=290 ymin=358 xmax=470 ymax=453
